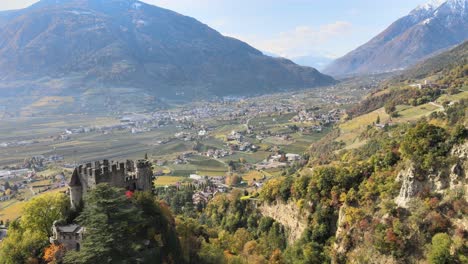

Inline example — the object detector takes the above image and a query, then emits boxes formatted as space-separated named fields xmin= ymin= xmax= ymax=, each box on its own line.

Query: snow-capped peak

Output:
xmin=415 ymin=0 xmax=446 ymax=11
xmin=409 ymin=0 xmax=445 ymax=20
xmin=439 ymin=0 xmax=467 ymax=12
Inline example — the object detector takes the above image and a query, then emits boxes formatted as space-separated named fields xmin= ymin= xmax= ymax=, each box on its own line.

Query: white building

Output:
xmin=286 ymin=153 xmax=301 ymax=162
xmin=189 ymin=174 xmax=203 ymax=180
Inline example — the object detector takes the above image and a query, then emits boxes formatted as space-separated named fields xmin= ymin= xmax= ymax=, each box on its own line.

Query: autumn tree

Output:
xmin=226 ymin=174 xmax=241 ymax=186
xmin=269 ymin=249 xmax=284 ymax=264
xmin=43 ymin=244 xmax=66 ymax=264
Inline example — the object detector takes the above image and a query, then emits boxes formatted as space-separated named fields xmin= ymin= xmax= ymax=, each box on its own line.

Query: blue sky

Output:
xmin=1 ymin=0 xmax=430 ymax=59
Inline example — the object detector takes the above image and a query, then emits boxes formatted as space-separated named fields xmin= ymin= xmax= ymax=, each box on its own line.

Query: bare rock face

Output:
xmin=395 ymin=142 xmax=468 ymax=207
xmin=451 ymin=141 xmax=468 ymax=159
xmin=395 ymin=164 xmax=425 ymax=207
xmin=450 ymin=142 xmax=468 ymax=196
xmin=259 ymin=201 xmax=307 ymax=244
xmin=333 ymin=205 xmax=349 ymax=257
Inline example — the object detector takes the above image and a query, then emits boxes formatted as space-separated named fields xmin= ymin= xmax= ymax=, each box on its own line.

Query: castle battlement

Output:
xmin=69 ymin=159 xmax=153 ymax=208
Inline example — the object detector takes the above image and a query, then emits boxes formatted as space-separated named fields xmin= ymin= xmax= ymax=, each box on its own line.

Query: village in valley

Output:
xmin=0 ymin=77 xmax=380 ymax=236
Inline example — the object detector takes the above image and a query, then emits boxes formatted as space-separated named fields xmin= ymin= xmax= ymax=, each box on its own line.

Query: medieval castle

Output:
xmin=69 ymin=159 xmax=153 ymax=208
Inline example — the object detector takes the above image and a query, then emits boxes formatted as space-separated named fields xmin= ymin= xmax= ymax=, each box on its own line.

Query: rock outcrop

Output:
xmin=259 ymin=201 xmax=307 ymax=244
xmin=395 ymin=142 xmax=468 ymax=207
xmin=333 ymin=205 xmax=349 ymax=257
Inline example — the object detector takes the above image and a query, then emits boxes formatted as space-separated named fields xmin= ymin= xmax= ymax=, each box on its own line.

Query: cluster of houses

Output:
xmin=291 ymin=109 xmax=343 ymax=125
xmin=225 ymin=130 xmax=258 ymax=152
xmin=409 ymin=80 xmax=448 ymax=90
xmin=189 ymin=174 xmax=228 ymax=206
xmin=0 ymin=181 xmax=21 ymax=202
xmin=23 ymin=155 xmax=64 ymax=170
xmin=0 ymin=168 xmax=32 ymax=180
xmin=0 ymin=168 xmax=67 ymax=203
xmin=226 ymin=130 xmax=244 ymax=142
xmin=55 ymin=112 xmax=176 ymax=139
xmin=256 ymin=153 xmax=302 ymax=170
xmin=205 ymin=149 xmax=232 ymax=159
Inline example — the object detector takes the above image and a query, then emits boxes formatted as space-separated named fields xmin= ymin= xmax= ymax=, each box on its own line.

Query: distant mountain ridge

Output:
xmin=324 ymin=0 xmax=468 ymax=77
xmin=0 ymin=0 xmax=335 ymax=98
xmin=291 ymin=55 xmax=334 ymax=71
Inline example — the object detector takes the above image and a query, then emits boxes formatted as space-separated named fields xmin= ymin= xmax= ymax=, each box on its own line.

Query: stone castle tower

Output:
xmin=69 ymin=159 xmax=153 ymax=208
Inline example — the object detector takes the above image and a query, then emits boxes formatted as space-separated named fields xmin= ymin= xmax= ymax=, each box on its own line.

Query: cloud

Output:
xmin=225 ymin=21 xmax=353 ymax=59
xmin=0 ymin=0 xmax=37 ymax=11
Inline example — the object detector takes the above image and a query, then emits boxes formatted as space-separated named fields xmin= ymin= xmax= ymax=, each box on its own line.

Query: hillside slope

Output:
xmin=0 ymin=0 xmax=335 ymax=98
xmin=348 ymin=40 xmax=467 ymax=119
xmin=402 ymin=40 xmax=468 ymax=79
xmin=255 ymin=41 xmax=467 ymax=263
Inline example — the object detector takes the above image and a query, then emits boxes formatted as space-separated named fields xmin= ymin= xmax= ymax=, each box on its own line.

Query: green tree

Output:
xmin=198 ymin=241 xmax=226 ymax=264
xmin=428 ymin=233 xmax=452 ymax=264
xmin=0 ymin=193 xmax=68 ymax=264
xmin=21 ymin=192 xmax=69 ymax=237
xmin=384 ymin=103 xmax=396 ymax=115
xmin=63 ymin=184 xmax=142 ymax=264
xmin=132 ymin=192 xmax=184 ymax=263
xmin=0 ymin=220 xmax=47 ymax=264
xmin=400 ymin=122 xmax=449 ymax=171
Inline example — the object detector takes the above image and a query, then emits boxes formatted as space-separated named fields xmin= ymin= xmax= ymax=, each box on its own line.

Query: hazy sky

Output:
xmin=0 ymin=0 xmax=430 ymax=59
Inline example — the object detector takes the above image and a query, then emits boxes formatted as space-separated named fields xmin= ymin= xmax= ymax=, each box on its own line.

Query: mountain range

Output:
xmin=290 ymin=55 xmax=334 ymax=71
xmin=324 ymin=0 xmax=468 ymax=77
xmin=0 ymin=0 xmax=335 ymax=99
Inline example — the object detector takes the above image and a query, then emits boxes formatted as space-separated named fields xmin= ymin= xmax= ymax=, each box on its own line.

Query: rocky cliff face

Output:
xmin=395 ymin=141 xmax=468 ymax=207
xmin=259 ymin=201 xmax=307 ymax=244
xmin=333 ymin=205 xmax=349 ymax=257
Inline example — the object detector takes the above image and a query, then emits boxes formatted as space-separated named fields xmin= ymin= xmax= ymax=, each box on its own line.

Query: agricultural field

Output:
xmin=0 ymin=82 xmax=373 ymax=214
xmin=154 ymin=176 xmax=187 ymax=187
xmin=337 ymin=90 xmax=468 ymax=149
xmin=338 ymin=107 xmax=390 ymax=147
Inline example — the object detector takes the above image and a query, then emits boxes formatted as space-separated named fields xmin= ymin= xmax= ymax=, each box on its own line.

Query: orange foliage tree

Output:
xmin=43 ymin=243 xmax=66 ymax=264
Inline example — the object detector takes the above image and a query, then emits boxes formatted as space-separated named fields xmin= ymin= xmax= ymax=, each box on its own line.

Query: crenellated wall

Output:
xmin=70 ymin=159 xmax=153 ymax=207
